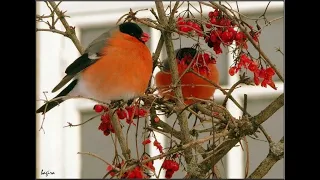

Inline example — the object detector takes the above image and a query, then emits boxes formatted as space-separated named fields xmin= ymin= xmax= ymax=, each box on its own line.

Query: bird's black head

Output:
xmin=163 ymin=47 xmax=198 ymax=71
xmin=119 ymin=22 xmax=150 ymax=43
xmin=176 ymin=47 xmax=197 ymax=60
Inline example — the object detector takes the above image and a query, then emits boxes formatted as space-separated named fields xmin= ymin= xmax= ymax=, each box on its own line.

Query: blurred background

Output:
xmin=36 ymin=1 xmax=284 ymax=179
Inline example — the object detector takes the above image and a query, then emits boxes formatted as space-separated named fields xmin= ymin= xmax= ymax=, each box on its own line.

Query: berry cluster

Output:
xmin=229 ymin=54 xmax=277 ymax=90
xmin=126 ymin=166 xmax=144 ymax=178
xmin=98 ymin=112 xmax=114 ymax=136
xmin=175 ymin=9 xmax=277 ymax=90
xmin=162 ymin=159 xmax=180 ymax=179
xmin=93 ymin=104 xmax=148 ymax=136
xmin=176 ymin=17 xmax=203 ymax=36
xmin=177 ymin=50 xmax=216 ymax=76
xmin=107 ymin=163 xmax=144 ymax=178
xmin=106 ymin=161 xmax=125 ymax=178
xmin=116 ymin=106 xmax=147 ymax=124
xmin=204 ymin=9 xmax=260 ymax=54
xmin=106 ymin=155 xmax=155 ymax=179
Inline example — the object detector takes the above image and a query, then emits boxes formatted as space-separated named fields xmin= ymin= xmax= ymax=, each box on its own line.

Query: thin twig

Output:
xmin=63 ymin=114 xmax=101 ymax=128
xmin=36 ymin=28 xmax=67 ymax=36
xmin=48 ymin=1 xmax=84 ymax=54
xmin=78 ymin=152 xmax=111 ymax=166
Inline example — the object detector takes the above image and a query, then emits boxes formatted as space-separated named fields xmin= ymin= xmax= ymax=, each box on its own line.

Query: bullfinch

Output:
xmin=155 ymin=47 xmax=219 ymax=105
xmin=36 ymin=22 xmax=152 ymax=114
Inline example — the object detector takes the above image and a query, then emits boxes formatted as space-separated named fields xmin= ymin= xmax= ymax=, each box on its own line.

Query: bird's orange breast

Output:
xmin=80 ymin=32 xmax=152 ymax=102
xmin=155 ymin=64 xmax=219 ymax=105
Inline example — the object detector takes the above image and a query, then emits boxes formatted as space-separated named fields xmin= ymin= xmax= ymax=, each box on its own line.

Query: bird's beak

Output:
xmin=140 ymin=32 xmax=150 ymax=43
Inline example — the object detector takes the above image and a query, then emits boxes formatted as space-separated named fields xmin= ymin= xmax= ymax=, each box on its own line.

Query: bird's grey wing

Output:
xmin=51 ymin=26 xmax=118 ymax=93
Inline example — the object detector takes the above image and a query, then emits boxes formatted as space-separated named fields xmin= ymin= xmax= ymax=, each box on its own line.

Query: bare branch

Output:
xmin=248 ymin=137 xmax=284 ymax=178
xmin=251 ymin=93 xmax=284 ymax=126
xmin=47 ymin=1 xmax=84 ymax=54
xmin=109 ymin=109 xmax=131 ymax=160
xmin=36 ymin=28 xmax=67 ymax=36
xmin=155 ymin=0 xmax=194 ymax=166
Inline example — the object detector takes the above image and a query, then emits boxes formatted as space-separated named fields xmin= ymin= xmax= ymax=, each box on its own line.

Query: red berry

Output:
xmin=259 ymin=68 xmax=266 ymax=78
xmin=177 ymin=20 xmax=186 ymax=26
xmin=227 ymin=31 xmax=234 ymax=40
xmin=142 ymin=139 xmax=151 ymax=145
xmin=206 ymin=23 xmax=212 ymax=28
xmin=98 ymin=122 xmax=108 ymax=131
xmin=248 ymin=61 xmax=258 ymax=72
xmin=125 ymin=106 xmax=135 ymax=118
xmin=116 ymin=109 xmax=127 ymax=119
xmin=221 ymin=31 xmax=229 ymax=42
xmin=165 ymin=169 xmax=174 ymax=179
xmin=171 ymin=161 xmax=179 ymax=171
xmin=208 ymin=11 xmax=215 ymax=18
xmin=186 ymin=21 xmax=193 ymax=27
xmin=228 ymin=27 xmax=235 ymax=32
xmin=213 ymin=9 xmax=219 ymax=17
xmin=180 ymin=26 xmax=189 ymax=32
xmin=106 ymin=165 xmax=115 ymax=177
xmin=254 ymin=68 xmax=260 ymax=77
xmin=93 ymin=105 xmax=104 ymax=113
xmin=261 ymin=78 xmax=268 ymax=87
xmin=210 ymin=33 xmax=217 ymax=42
xmin=213 ymin=44 xmax=222 ymax=54
xmin=136 ymin=108 xmax=147 ymax=117
xmin=192 ymin=22 xmax=200 ymax=29
xmin=266 ymin=67 xmax=275 ymax=76
xmin=199 ymin=67 xmax=208 ymax=76
xmin=235 ymin=32 xmax=244 ymax=41
xmin=203 ymin=53 xmax=210 ymax=63
xmin=229 ymin=66 xmax=237 ymax=76
xmin=210 ymin=18 xmax=218 ymax=25
xmin=240 ymin=54 xmax=251 ymax=64
xmin=223 ymin=19 xmax=231 ymax=26
xmin=267 ymin=79 xmax=277 ymax=90
xmin=254 ymin=75 xmax=260 ymax=85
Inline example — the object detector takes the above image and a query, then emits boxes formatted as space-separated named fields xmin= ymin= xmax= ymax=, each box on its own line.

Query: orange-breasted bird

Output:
xmin=155 ymin=47 xmax=219 ymax=105
xmin=36 ymin=22 xmax=152 ymax=114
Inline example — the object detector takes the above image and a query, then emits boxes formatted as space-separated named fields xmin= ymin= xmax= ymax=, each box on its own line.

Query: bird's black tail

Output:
xmin=36 ymin=80 xmax=78 ymax=114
